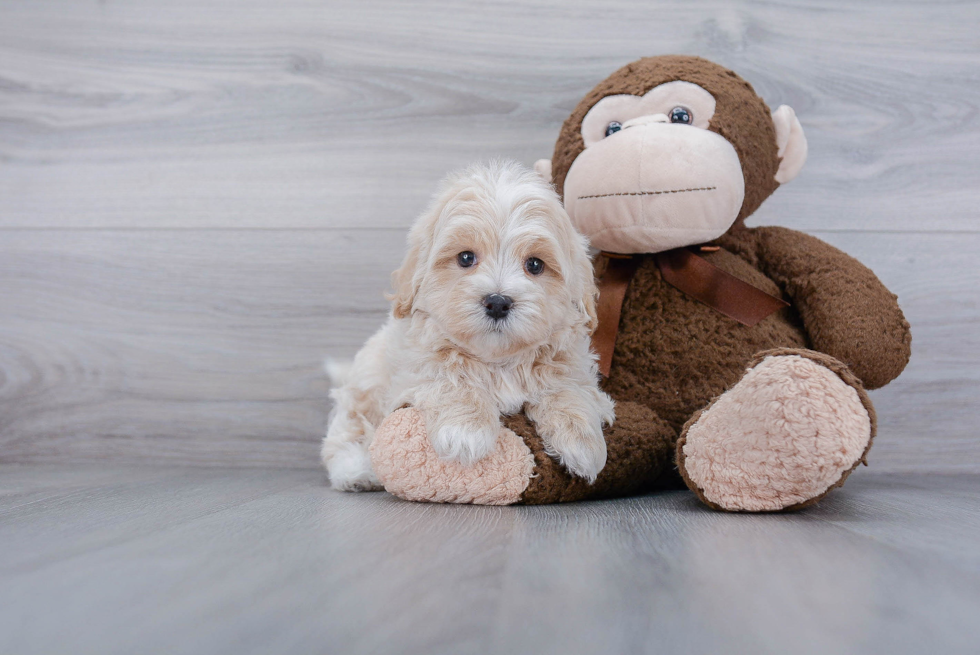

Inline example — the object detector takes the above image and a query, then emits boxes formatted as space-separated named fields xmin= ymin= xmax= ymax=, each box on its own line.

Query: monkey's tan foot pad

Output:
xmin=370 ymin=408 xmax=535 ymax=505
xmin=677 ymin=350 xmax=875 ymax=512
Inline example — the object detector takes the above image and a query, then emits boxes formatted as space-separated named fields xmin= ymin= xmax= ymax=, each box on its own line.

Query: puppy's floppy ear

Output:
xmin=572 ymin=233 xmax=599 ymax=333
xmin=548 ymin=194 xmax=598 ymax=333
xmin=579 ymin=269 xmax=599 ymax=334
xmin=388 ymin=202 xmax=441 ymax=319
xmin=388 ymin=244 xmax=421 ymax=319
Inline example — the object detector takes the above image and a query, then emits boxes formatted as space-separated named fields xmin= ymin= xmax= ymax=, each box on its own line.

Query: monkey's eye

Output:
xmin=604 ymin=121 xmax=622 ymax=137
xmin=525 ymin=257 xmax=545 ymax=276
xmin=457 ymin=251 xmax=476 ymax=268
xmin=669 ymin=106 xmax=692 ymax=124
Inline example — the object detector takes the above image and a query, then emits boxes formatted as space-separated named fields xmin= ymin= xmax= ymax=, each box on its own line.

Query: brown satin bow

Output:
xmin=591 ymin=247 xmax=789 ymax=377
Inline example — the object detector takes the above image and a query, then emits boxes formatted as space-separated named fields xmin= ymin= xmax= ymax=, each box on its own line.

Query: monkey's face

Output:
xmin=543 ymin=56 xmax=808 ymax=256
xmin=563 ymin=81 xmax=744 ymax=254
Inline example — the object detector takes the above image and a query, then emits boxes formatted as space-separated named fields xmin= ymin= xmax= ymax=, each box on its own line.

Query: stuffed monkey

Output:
xmin=369 ymin=55 xmax=911 ymax=511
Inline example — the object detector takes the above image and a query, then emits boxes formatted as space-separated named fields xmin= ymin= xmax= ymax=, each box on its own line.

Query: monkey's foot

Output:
xmin=370 ymin=408 xmax=535 ymax=505
xmin=370 ymin=402 xmax=679 ymax=505
xmin=676 ymin=349 xmax=875 ymax=512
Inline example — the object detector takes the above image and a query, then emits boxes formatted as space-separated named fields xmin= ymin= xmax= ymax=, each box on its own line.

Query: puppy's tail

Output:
xmin=324 ymin=358 xmax=354 ymax=388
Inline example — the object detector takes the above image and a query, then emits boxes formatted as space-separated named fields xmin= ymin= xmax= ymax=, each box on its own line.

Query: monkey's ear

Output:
xmin=771 ymin=105 xmax=808 ymax=184
xmin=533 ymin=158 xmax=553 ymax=184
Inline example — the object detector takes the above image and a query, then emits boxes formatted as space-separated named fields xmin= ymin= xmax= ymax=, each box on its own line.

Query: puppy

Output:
xmin=321 ymin=161 xmax=615 ymax=492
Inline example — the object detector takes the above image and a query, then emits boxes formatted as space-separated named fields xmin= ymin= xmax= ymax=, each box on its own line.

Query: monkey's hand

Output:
xmin=751 ymin=225 xmax=912 ymax=389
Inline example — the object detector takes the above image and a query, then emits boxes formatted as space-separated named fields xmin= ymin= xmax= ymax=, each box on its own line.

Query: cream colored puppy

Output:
xmin=322 ymin=161 xmax=614 ymax=492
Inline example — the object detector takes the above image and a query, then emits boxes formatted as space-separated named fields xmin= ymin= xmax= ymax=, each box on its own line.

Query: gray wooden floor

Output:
xmin=2 ymin=464 xmax=979 ymax=655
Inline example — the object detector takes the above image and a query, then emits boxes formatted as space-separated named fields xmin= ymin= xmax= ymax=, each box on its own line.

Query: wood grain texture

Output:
xmin=0 ymin=0 xmax=977 ymax=470
xmin=1 ymin=465 xmax=979 ymax=655
xmin=0 ymin=0 xmax=978 ymax=231
xmin=0 ymin=229 xmax=976 ymax=471
xmin=0 ymin=229 xmax=396 ymax=467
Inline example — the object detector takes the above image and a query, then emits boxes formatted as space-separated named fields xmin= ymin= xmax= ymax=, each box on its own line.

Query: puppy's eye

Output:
xmin=604 ymin=121 xmax=622 ymax=137
xmin=669 ymin=106 xmax=692 ymax=124
xmin=456 ymin=251 xmax=476 ymax=268
xmin=525 ymin=257 xmax=545 ymax=276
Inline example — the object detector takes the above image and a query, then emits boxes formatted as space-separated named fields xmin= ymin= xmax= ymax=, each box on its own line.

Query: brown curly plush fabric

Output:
xmin=514 ymin=55 xmax=911 ymax=508
xmin=505 ymin=227 xmax=909 ymax=507
xmin=551 ymin=55 xmax=781 ymax=224
xmin=752 ymin=227 xmax=912 ymax=389
xmin=601 ymin=227 xmax=912 ymax=430
xmin=510 ymin=401 xmax=680 ymax=504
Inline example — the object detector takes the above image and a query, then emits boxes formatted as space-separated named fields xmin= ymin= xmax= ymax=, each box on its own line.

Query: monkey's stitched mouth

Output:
xmin=577 ymin=186 xmax=716 ymax=200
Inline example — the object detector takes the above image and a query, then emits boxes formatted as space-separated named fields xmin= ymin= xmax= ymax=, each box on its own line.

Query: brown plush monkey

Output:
xmin=370 ymin=55 xmax=911 ymax=511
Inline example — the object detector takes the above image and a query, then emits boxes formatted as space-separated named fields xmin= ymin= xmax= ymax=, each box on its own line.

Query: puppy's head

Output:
xmin=390 ymin=161 xmax=597 ymax=360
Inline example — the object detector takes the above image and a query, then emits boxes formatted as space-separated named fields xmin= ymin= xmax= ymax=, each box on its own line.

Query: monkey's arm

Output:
xmin=752 ymin=225 xmax=911 ymax=389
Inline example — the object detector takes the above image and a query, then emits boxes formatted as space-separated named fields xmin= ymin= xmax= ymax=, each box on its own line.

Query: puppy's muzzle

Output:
xmin=482 ymin=293 xmax=513 ymax=320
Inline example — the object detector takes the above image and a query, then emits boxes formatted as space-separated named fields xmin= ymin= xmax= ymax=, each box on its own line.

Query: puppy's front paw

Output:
xmin=431 ymin=420 xmax=500 ymax=465
xmin=545 ymin=422 xmax=608 ymax=483
xmin=529 ymin=396 xmax=609 ymax=483
xmin=528 ymin=396 xmax=611 ymax=484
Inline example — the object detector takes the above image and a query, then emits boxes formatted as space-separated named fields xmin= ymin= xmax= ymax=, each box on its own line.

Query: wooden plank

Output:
xmin=491 ymin=479 xmax=980 ymax=655
xmin=0 ymin=229 xmax=975 ymax=472
xmin=0 ymin=229 xmax=393 ymax=467
xmin=808 ymin=474 xmax=980 ymax=573
xmin=1 ymin=465 xmax=978 ymax=655
xmin=1 ymin=0 xmax=978 ymax=231
xmin=0 ymin=466 xmax=309 ymax=572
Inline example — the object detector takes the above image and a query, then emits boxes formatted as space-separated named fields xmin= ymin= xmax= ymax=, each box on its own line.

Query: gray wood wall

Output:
xmin=1 ymin=0 xmax=977 ymax=471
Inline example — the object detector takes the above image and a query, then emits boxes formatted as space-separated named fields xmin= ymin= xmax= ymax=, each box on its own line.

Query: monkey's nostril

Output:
xmin=482 ymin=294 xmax=514 ymax=320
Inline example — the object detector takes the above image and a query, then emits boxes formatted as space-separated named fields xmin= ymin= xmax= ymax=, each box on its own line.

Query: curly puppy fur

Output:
xmin=322 ymin=161 xmax=614 ymax=491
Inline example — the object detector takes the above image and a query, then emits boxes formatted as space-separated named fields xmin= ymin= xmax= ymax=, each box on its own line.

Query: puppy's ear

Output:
xmin=579 ymin=273 xmax=599 ymax=334
xmin=572 ymin=233 xmax=599 ymax=333
xmin=388 ymin=245 xmax=421 ymax=319
xmin=388 ymin=199 xmax=441 ymax=318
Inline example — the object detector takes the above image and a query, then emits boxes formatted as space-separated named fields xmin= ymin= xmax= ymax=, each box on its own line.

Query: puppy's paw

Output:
xmin=325 ymin=442 xmax=384 ymax=492
xmin=544 ymin=422 xmax=608 ymax=484
xmin=529 ymin=393 xmax=610 ymax=483
xmin=431 ymin=420 xmax=500 ymax=466
xmin=596 ymin=391 xmax=616 ymax=428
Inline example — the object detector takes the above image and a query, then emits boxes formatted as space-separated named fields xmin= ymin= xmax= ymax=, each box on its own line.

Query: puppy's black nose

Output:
xmin=482 ymin=294 xmax=513 ymax=320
